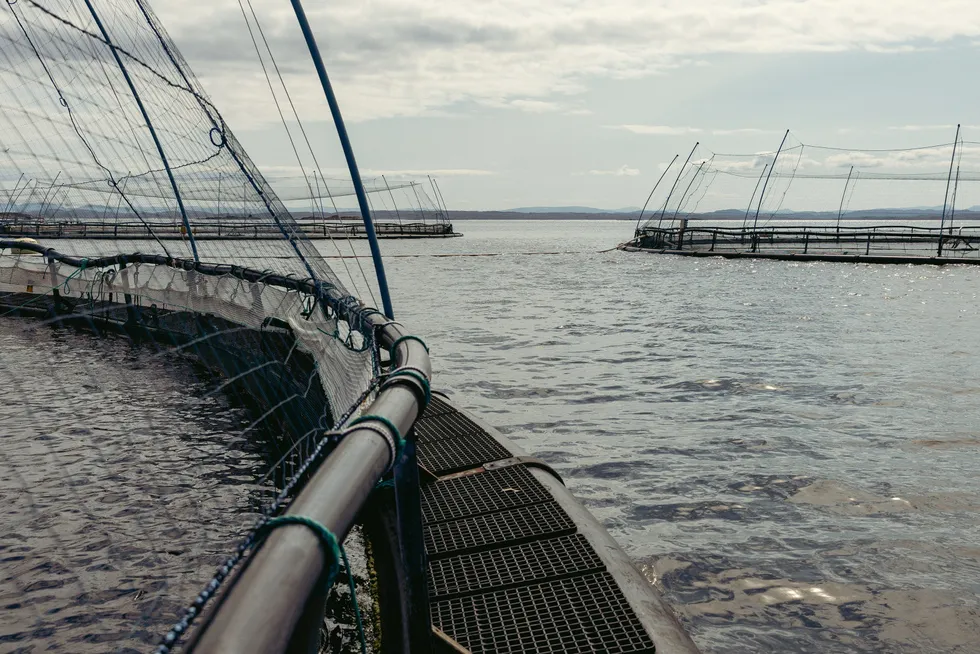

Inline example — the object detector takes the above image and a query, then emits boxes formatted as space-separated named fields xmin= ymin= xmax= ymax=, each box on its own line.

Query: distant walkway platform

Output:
xmin=0 ymin=220 xmax=461 ymax=240
xmin=623 ymin=224 xmax=980 ymax=265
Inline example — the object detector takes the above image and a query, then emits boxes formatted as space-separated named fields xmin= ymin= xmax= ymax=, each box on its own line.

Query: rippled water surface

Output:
xmin=0 ymin=322 xmax=266 ymax=652
xmin=7 ymin=220 xmax=980 ymax=653
xmin=360 ymin=220 xmax=980 ymax=653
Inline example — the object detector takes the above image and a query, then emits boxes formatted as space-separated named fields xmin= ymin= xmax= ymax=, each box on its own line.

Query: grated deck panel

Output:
xmin=424 ymin=501 xmax=576 ymax=558
xmin=419 ymin=396 xmax=658 ymax=654
xmin=421 ymin=394 xmax=457 ymax=418
xmin=431 ymin=572 xmax=656 ymax=654
xmin=421 ymin=465 xmax=552 ymax=525
xmin=428 ymin=534 xmax=602 ymax=600
xmin=417 ymin=431 xmax=512 ymax=476
xmin=414 ymin=411 xmax=486 ymax=444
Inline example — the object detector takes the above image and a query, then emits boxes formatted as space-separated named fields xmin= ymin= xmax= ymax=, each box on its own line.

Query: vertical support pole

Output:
xmin=427 ymin=176 xmax=444 ymax=224
xmin=382 ymin=175 xmax=403 ymax=227
xmin=742 ymin=163 xmax=769 ymax=234
xmin=37 ymin=171 xmax=60 ymax=220
xmin=411 ymin=182 xmax=427 ymax=222
xmin=939 ymin=124 xmax=961 ymax=257
xmin=753 ymin=129 xmax=790 ymax=231
xmin=836 ymin=165 xmax=854 ymax=233
xmin=393 ymin=434 xmax=432 ymax=653
xmin=81 ymin=0 xmax=198 ymax=261
xmin=635 ymin=154 xmax=679 ymax=236
xmin=3 ymin=173 xmax=25 ymax=215
xmin=950 ymin=165 xmax=961 ymax=234
xmin=119 ymin=262 xmax=140 ymax=328
xmin=289 ymin=0 xmax=394 ymax=318
xmin=431 ymin=177 xmax=451 ymax=228
xmin=671 ymin=160 xmax=708 ymax=222
xmin=657 ymin=142 xmax=699 ymax=229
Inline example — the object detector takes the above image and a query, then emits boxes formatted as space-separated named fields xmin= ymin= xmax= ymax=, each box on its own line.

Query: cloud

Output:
xmin=584 ymin=165 xmax=640 ymax=176
xmin=362 ymin=168 xmax=496 ymax=177
xmin=150 ymin=0 xmax=980 ymax=126
xmin=887 ymin=124 xmax=958 ymax=131
xmin=609 ymin=125 xmax=782 ymax=137
xmin=711 ymin=128 xmax=781 ymax=136
xmin=505 ymin=99 xmax=563 ymax=113
xmin=611 ymin=125 xmax=703 ymax=135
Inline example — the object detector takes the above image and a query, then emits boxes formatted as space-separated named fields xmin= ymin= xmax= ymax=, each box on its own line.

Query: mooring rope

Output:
xmin=389 ymin=334 xmax=429 ymax=354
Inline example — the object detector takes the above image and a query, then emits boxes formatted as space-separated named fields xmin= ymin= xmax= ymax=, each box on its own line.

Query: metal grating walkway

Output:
xmin=415 ymin=394 xmax=657 ymax=654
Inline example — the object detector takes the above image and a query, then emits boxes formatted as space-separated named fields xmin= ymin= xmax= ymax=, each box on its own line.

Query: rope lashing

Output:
xmin=257 ymin=515 xmax=342 ymax=583
xmin=60 ymin=257 xmax=89 ymax=294
xmin=348 ymin=414 xmax=404 ymax=470
xmin=385 ymin=368 xmax=431 ymax=408
xmin=389 ymin=334 xmax=428 ymax=354
xmin=256 ymin=516 xmax=367 ymax=654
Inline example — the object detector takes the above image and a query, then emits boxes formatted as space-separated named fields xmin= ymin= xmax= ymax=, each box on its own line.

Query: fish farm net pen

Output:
xmin=0 ymin=0 xmax=429 ymax=650
xmin=624 ymin=129 xmax=980 ymax=263
xmin=0 ymin=1 xmax=704 ymax=653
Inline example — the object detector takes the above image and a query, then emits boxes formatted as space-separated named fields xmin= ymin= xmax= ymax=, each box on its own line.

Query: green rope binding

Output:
xmin=258 ymin=515 xmax=342 ymax=583
xmin=257 ymin=516 xmax=367 ymax=654
xmin=389 ymin=334 xmax=429 ymax=354
xmin=60 ymin=258 xmax=89 ymax=295
xmin=339 ymin=544 xmax=368 ymax=654
xmin=348 ymin=413 xmax=405 ymax=462
xmin=374 ymin=478 xmax=395 ymax=491
xmin=386 ymin=368 xmax=431 ymax=408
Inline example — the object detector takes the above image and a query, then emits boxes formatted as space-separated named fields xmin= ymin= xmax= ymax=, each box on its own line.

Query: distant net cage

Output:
xmin=627 ymin=130 xmax=980 ymax=262
xmin=0 ymin=0 xmax=431 ymax=651
xmin=0 ymin=173 xmax=455 ymax=239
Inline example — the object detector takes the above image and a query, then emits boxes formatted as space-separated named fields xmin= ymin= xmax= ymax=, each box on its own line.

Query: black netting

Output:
xmin=0 ymin=0 xmax=407 ymax=650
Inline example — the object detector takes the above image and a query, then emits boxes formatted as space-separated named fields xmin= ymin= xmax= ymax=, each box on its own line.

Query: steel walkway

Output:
xmin=415 ymin=393 xmax=699 ymax=654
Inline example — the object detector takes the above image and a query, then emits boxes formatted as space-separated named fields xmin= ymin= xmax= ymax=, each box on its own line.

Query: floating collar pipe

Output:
xmin=289 ymin=0 xmax=395 ymax=319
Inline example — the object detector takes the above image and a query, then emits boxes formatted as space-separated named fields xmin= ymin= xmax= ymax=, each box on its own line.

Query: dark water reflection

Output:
xmin=363 ymin=220 xmax=980 ymax=654
xmin=0 ymin=320 xmax=267 ymax=652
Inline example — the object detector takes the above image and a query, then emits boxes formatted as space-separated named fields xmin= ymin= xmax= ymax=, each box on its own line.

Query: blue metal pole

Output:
xmin=288 ymin=0 xmax=394 ymax=319
xmin=393 ymin=435 xmax=432 ymax=652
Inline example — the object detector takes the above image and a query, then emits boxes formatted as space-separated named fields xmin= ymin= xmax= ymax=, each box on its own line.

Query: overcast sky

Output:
xmin=157 ymin=0 xmax=980 ymax=211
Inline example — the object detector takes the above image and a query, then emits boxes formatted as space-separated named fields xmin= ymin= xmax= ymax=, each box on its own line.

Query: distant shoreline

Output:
xmin=448 ymin=210 xmax=980 ymax=222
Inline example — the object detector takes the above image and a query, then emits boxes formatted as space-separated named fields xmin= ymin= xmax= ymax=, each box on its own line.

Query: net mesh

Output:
xmin=638 ymin=132 xmax=980 ymax=230
xmin=0 ymin=0 xmax=392 ymax=650
xmin=634 ymin=131 xmax=980 ymax=260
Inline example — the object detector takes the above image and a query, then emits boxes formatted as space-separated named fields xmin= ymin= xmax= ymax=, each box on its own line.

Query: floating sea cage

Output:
xmin=0 ymin=2 xmax=700 ymax=653
xmin=0 ymin=173 xmax=458 ymax=239
xmin=0 ymin=0 xmax=432 ymax=650
xmin=624 ymin=129 xmax=980 ymax=263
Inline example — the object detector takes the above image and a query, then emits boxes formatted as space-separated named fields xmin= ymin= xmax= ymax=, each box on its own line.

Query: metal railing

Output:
xmin=0 ymin=218 xmax=457 ymax=239
xmin=632 ymin=224 xmax=980 ymax=260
